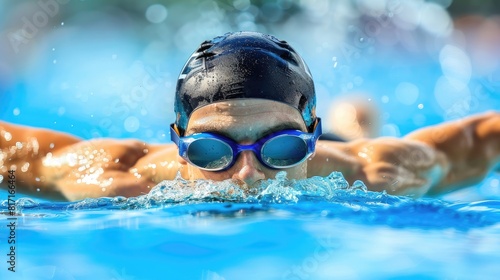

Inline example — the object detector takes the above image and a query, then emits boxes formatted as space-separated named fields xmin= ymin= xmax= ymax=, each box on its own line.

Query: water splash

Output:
xmin=132 ymin=171 xmax=364 ymax=207
xmin=0 ymin=171 xmax=364 ymax=211
xmin=1 ymin=172 xmax=499 ymax=229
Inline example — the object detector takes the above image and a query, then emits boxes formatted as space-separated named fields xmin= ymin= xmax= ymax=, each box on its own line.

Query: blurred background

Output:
xmin=1 ymin=0 xmax=499 ymax=143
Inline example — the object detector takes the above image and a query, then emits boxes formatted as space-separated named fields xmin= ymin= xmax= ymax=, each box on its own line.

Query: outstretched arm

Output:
xmin=405 ymin=111 xmax=500 ymax=195
xmin=310 ymin=112 xmax=500 ymax=196
xmin=0 ymin=121 xmax=81 ymax=199
xmin=1 ymin=121 xmax=183 ymax=201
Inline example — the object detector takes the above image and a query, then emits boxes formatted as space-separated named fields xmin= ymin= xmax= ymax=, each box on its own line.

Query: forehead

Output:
xmin=185 ymin=99 xmax=307 ymax=140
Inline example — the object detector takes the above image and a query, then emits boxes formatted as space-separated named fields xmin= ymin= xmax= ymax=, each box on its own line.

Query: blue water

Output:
xmin=2 ymin=1 xmax=500 ymax=279
xmin=2 ymin=172 xmax=500 ymax=279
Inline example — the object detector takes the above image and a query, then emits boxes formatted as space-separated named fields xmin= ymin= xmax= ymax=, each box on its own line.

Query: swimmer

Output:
xmin=322 ymin=94 xmax=381 ymax=141
xmin=1 ymin=31 xmax=499 ymax=201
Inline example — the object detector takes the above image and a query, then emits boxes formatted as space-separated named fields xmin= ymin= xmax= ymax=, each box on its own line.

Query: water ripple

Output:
xmin=1 ymin=172 xmax=499 ymax=229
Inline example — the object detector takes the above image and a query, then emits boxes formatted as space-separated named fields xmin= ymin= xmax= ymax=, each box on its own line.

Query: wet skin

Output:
xmin=180 ymin=100 xmax=309 ymax=185
xmin=1 ymin=99 xmax=499 ymax=201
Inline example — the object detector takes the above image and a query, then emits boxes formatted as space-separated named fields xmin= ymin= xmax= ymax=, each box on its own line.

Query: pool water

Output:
xmin=2 ymin=172 xmax=500 ymax=280
xmin=2 ymin=2 xmax=500 ymax=279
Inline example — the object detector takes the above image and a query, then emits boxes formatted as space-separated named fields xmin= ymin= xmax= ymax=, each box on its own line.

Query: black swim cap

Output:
xmin=174 ymin=31 xmax=316 ymax=134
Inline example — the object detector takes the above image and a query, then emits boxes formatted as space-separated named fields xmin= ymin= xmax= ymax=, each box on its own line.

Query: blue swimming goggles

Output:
xmin=170 ymin=119 xmax=322 ymax=171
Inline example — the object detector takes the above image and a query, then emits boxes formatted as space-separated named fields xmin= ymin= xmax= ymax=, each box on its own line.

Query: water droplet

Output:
xmin=52 ymin=48 xmax=55 ymax=51
xmin=418 ymin=104 xmax=424 ymax=109
xmin=61 ymin=22 xmax=64 ymax=26
xmin=381 ymin=95 xmax=390 ymax=103
xmin=4 ymin=132 xmax=12 ymax=141
xmin=36 ymin=188 xmax=40 ymax=192
xmin=21 ymin=162 xmax=30 ymax=172
xmin=53 ymin=60 xmax=57 ymax=64
xmin=332 ymin=56 xmax=338 ymax=68
xmin=13 ymin=108 xmax=20 ymax=116
xmin=49 ymin=143 xmax=55 ymax=149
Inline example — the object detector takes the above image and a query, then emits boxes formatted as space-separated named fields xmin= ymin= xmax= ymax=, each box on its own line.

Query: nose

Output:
xmin=232 ymin=151 xmax=266 ymax=186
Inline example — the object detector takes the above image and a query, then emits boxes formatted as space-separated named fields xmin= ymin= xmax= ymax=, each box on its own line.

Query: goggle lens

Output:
xmin=171 ymin=118 xmax=321 ymax=171
xmin=261 ymin=136 xmax=308 ymax=167
xmin=187 ymin=139 xmax=233 ymax=170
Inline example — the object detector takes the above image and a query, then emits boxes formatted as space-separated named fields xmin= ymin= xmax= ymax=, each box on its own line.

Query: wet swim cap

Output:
xmin=174 ymin=31 xmax=316 ymax=134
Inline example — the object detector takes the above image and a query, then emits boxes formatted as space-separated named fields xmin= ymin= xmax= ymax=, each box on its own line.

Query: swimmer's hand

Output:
xmin=312 ymin=112 xmax=500 ymax=196
xmin=405 ymin=111 xmax=500 ymax=195
xmin=341 ymin=138 xmax=447 ymax=197
xmin=311 ymin=138 xmax=447 ymax=197
xmin=355 ymin=138 xmax=447 ymax=197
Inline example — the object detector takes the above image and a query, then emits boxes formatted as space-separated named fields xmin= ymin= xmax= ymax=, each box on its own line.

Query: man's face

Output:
xmin=178 ymin=99 xmax=309 ymax=187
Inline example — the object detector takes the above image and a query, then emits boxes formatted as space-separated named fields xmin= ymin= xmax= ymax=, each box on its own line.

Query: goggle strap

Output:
xmin=173 ymin=124 xmax=182 ymax=136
